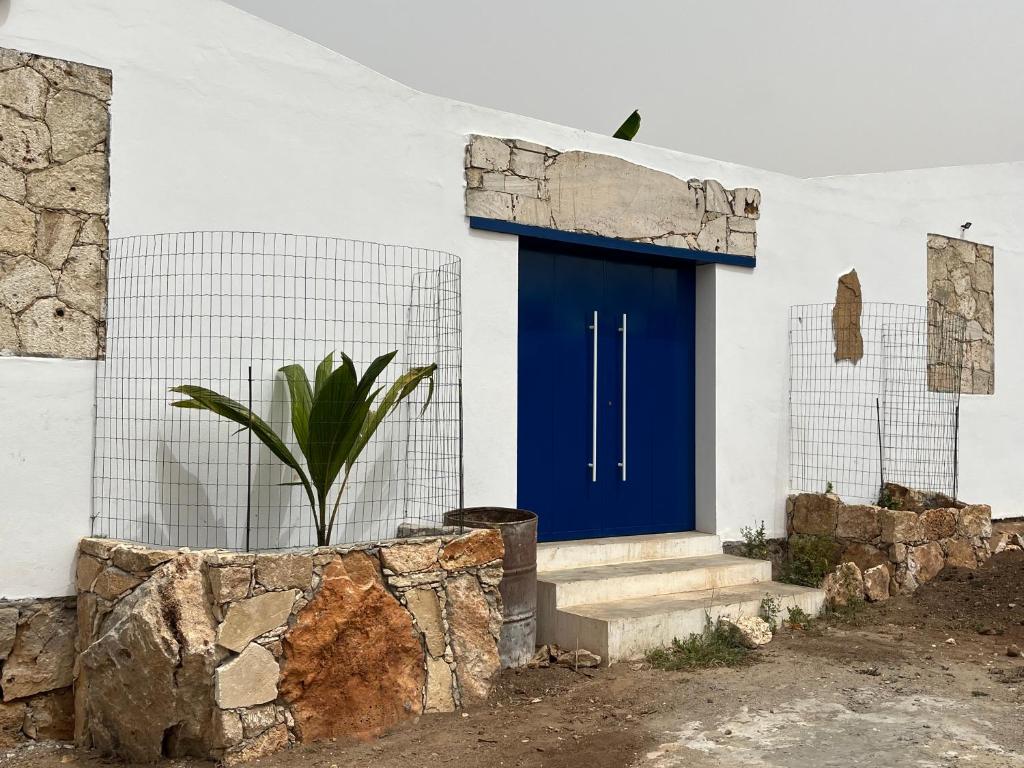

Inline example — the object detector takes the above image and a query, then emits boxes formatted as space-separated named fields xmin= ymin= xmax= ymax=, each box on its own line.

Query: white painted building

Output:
xmin=1 ymin=0 xmax=1021 ymax=600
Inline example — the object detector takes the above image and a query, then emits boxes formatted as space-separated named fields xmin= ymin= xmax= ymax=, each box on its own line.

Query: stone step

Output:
xmin=538 ymin=554 xmax=772 ymax=618
xmin=544 ymin=581 xmax=825 ymax=664
xmin=536 ymin=532 xmax=722 ymax=572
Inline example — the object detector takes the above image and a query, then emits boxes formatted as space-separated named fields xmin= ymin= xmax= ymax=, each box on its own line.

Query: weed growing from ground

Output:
xmin=739 ymin=520 xmax=769 ymax=560
xmin=876 ymin=487 xmax=903 ymax=510
xmin=825 ymin=480 xmax=834 ymax=494
xmin=823 ymin=598 xmax=868 ymax=625
xmin=760 ymin=594 xmax=781 ymax=632
xmin=786 ymin=605 xmax=812 ymax=629
xmin=645 ymin=615 xmax=751 ymax=671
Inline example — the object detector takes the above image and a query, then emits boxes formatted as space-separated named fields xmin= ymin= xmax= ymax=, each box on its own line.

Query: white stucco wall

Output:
xmin=1 ymin=0 xmax=1020 ymax=596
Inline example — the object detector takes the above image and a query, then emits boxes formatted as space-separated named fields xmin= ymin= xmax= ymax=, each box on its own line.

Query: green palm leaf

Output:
xmin=278 ymin=364 xmax=312 ymax=456
xmin=613 ymin=109 xmax=641 ymax=141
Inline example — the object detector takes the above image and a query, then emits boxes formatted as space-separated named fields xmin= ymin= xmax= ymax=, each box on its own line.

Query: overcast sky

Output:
xmin=225 ymin=0 xmax=1024 ymax=178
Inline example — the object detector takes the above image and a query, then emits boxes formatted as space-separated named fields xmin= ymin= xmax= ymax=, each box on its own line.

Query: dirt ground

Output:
xmin=5 ymin=551 xmax=1023 ymax=768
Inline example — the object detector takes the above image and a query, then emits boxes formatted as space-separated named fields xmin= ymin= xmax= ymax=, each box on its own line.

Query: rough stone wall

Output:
xmin=74 ymin=531 xmax=504 ymax=764
xmin=464 ymin=135 xmax=760 ymax=260
xmin=927 ymin=234 xmax=993 ymax=394
xmin=0 ymin=47 xmax=110 ymax=359
xmin=787 ymin=486 xmax=992 ymax=596
xmin=0 ymin=597 xmax=77 ymax=746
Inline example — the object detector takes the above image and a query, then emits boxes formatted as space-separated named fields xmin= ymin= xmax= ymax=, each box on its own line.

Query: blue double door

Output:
xmin=518 ymin=239 xmax=696 ymax=542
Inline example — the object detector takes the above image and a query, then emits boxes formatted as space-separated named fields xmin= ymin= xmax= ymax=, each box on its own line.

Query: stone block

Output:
xmin=941 ymin=538 xmax=977 ymax=569
xmin=404 ymin=587 xmax=446 ymax=657
xmin=26 ymin=152 xmax=109 ymax=215
xmin=0 ymin=254 xmax=54 ymax=313
xmin=833 ymin=269 xmax=863 ymax=363
xmin=919 ymin=508 xmax=957 ymax=540
xmin=465 ymin=188 xmax=513 ymax=219
xmin=734 ymin=187 xmax=761 ymax=218
xmin=75 ymin=554 xmax=105 ymax=591
xmin=0 ymin=66 xmax=49 ymax=119
xmin=907 ymin=542 xmax=944 ymax=585
xmin=78 ymin=216 xmax=107 ymax=245
xmin=215 ymin=643 xmax=279 ymax=709
xmin=213 ymin=709 xmax=243 ymax=748
xmin=44 ymin=88 xmax=109 ymax=163
xmin=836 ymin=505 xmax=881 ymax=541
xmin=0 ymin=701 xmax=25 ymax=747
xmin=704 ymin=179 xmax=732 ymax=214
xmin=878 ymin=509 xmax=923 ymax=544
xmin=217 ymin=589 xmax=299 ymax=652
xmin=547 ymin=150 xmax=705 ymax=240
xmin=823 ymin=562 xmax=864 ymax=607
xmin=239 ymin=704 xmax=278 ymax=738
xmin=222 ymin=723 xmax=288 ymax=766
xmin=23 ymin=688 xmax=74 ymax=740
xmin=0 ymin=198 xmax=36 ymax=255
xmin=109 ymin=545 xmax=175 ymax=573
xmin=0 ymin=105 xmax=50 ymax=170
xmin=439 ymin=528 xmax=505 ymax=571
xmin=839 ymin=542 xmax=888 ymax=575
xmin=34 ymin=210 xmax=82 ymax=269
xmin=0 ymin=608 xmax=18 ymax=661
xmin=91 ymin=566 xmax=142 ymax=600
xmin=75 ymin=555 xmax=218 ymax=761
xmin=1 ymin=599 xmax=75 ymax=701
xmin=78 ymin=538 xmax=116 ymax=559
xmin=31 ymin=58 xmax=112 ymax=102
xmin=956 ymin=504 xmax=991 ymax=538
xmin=468 ymin=136 xmax=511 ymax=171
xmin=862 ymin=564 xmax=890 ymax=602
xmin=209 ymin=565 xmax=251 ymax=604
xmin=696 ymin=214 xmax=728 ymax=253
xmin=0 ymin=308 xmax=14 ymax=350
xmin=0 ymin=161 xmax=25 ymax=201
xmin=16 ymin=297 xmax=98 ymax=358
xmin=726 ymin=228 xmax=756 ymax=258
xmin=511 ymin=194 xmax=551 ymax=227
xmin=425 ymin=655 xmax=456 ymax=713
xmin=510 ymin=147 xmax=546 ymax=179
xmin=379 ymin=540 xmax=440 ymax=574
xmin=255 ymin=553 xmax=313 ymax=591
xmin=279 ymin=551 xmax=425 ymax=740
xmin=788 ymin=493 xmax=839 ymax=536
xmin=445 ymin=573 xmax=500 ymax=701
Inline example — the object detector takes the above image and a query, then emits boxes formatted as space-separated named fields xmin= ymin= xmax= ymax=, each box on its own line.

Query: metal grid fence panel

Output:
xmin=93 ymin=232 xmax=462 ymax=550
xmin=789 ymin=302 xmax=964 ymax=504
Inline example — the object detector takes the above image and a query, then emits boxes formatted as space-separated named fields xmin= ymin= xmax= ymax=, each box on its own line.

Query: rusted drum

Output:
xmin=445 ymin=507 xmax=538 ymax=668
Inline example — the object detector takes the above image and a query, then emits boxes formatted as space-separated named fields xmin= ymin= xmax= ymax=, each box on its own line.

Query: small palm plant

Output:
xmin=170 ymin=351 xmax=436 ymax=546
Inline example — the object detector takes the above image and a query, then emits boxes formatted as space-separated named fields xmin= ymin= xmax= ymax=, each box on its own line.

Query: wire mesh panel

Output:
xmin=93 ymin=232 xmax=462 ymax=550
xmin=789 ymin=302 xmax=964 ymax=504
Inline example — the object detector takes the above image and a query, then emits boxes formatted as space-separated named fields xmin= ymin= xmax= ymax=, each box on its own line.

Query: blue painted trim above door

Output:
xmin=469 ymin=216 xmax=756 ymax=269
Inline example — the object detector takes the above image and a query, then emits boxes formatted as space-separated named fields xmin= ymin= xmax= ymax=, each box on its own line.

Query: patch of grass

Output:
xmin=823 ymin=598 xmax=868 ymax=625
xmin=779 ymin=535 xmax=836 ymax=587
xmin=739 ymin=520 xmax=769 ymax=560
xmin=645 ymin=615 xmax=751 ymax=671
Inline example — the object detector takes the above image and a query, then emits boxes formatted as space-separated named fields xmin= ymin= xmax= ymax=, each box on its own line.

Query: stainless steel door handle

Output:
xmin=618 ymin=313 xmax=627 ymax=482
xmin=588 ymin=310 xmax=598 ymax=482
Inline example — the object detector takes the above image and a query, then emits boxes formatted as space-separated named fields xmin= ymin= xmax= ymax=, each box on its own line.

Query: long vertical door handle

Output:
xmin=588 ymin=310 xmax=598 ymax=482
xmin=618 ymin=313 xmax=627 ymax=481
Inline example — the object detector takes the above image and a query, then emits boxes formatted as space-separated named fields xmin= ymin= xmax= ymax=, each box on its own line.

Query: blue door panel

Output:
xmin=518 ymin=240 xmax=696 ymax=541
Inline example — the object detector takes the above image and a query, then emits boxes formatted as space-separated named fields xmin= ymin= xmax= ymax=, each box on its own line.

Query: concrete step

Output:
xmin=536 ymin=532 xmax=722 ymax=572
xmin=538 ymin=554 xmax=772 ymax=623
xmin=546 ymin=581 xmax=826 ymax=664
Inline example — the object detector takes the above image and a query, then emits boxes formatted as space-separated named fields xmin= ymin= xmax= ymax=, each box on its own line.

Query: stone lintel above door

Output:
xmin=464 ymin=135 xmax=759 ymax=262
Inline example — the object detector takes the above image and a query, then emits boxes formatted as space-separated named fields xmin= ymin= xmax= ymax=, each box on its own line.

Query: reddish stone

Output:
xmin=788 ymin=494 xmax=839 ymax=537
xmin=879 ymin=509 xmax=923 ymax=544
xmin=907 ymin=542 xmax=945 ymax=584
xmin=836 ymin=505 xmax=882 ymax=542
xmin=942 ymin=538 xmax=978 ymax=569
xmin=839 ymin=542 xmax=889 ymax=576
xmin=919 ymin=508 xmax=956 ymax=540
xmin=279 ymin=552 xmax=424 ymax=741
xmin=439 ymin=529 xmax=505 ymax=571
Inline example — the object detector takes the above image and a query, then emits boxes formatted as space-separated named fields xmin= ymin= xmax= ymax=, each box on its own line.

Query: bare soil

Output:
xmin=6 ymin=552 xmax=1023 ymax=768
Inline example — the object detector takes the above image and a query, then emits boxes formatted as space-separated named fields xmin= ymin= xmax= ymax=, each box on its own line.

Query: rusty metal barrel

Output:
xmin=445 ymin=507 xmax=538 ymax=668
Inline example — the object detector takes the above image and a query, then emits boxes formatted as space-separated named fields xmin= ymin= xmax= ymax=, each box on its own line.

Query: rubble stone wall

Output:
xmin=0 ymin=597 xmax=77 ymax=746
xmin=787 ymin=488 xmax=993 ymax=596
xmin=0 ymin=46 xmax=110 ymax=359
xmin=927 ymin=234 xmax=994 ymax=394
xmin=464 ymin=135 xmax=760 ymax=260
xmin=73 ymin=531 xmax=504 ymax=764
